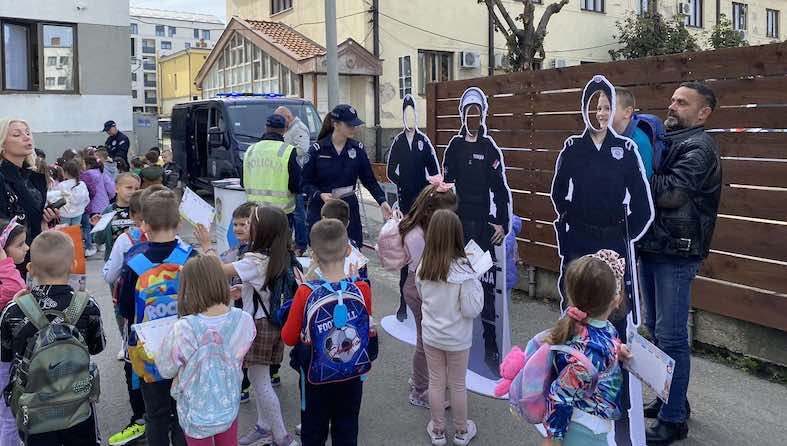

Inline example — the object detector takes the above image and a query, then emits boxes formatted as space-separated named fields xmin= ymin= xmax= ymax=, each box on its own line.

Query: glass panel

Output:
xmin=262 ymin=54 xmax=269 ymax=78
xmin=254 ymin=46 xmax=261 ymax=62
xmin=4 ymin=23 xmax=30 ymax=90
xmin=43 ymin=25 xmax=74 ymax=91
xmin=253 ymin=60 xmax=261 ymax=80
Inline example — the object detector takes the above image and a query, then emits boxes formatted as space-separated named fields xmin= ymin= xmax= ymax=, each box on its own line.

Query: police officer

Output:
xmin=443 ymin=87 xmax=511 ymax=368
xmin=103 ymin=120 xmax=130 ymax=164
xmin=302 ymin=104 xmax=392 ymax=248
xmin=243 ymin=114 xmax=301 ymax=220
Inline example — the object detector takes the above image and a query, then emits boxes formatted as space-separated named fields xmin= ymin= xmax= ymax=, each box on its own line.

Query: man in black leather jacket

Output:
xmin=637 ymin=82 xmax=722 ymax=446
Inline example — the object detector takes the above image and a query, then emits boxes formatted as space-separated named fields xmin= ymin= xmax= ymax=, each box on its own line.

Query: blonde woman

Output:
xmin=0 ymin=118 xmax=55 ymax=250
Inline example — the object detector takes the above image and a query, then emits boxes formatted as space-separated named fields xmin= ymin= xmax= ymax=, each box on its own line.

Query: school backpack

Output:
xmin=127 ymin=244 xmax=192 ymax=384
xmin=252 ymin=253 xmax=303 ymax=327
xmin=632 ymin=113 xmax=667 ymax=172
xmin=301 ymin=280 xmax=377 ymax=384
xmin=171 ymin=308 xmax=244 ymax=439
xmin=375 ymin=209 xmax=411 ymax=271
xmin=5 ymin=292 xmax=100 ymax=435
xmin=506 ymin=329 xmax=600 ymax=425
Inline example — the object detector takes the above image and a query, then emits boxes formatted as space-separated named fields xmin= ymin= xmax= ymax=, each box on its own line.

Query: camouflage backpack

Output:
xmin=4 ymin=291 xmax=100 ymax=435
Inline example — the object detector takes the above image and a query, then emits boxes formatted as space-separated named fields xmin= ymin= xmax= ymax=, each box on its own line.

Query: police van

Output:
xmin=171 ymin=92 xmax=322 ymax=191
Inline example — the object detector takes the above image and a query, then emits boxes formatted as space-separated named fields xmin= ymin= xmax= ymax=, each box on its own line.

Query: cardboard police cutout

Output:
xmin=549 ymin=75 xmax=654 ymax=446
xmin=442 ymin=87 xmax=513 ymax=396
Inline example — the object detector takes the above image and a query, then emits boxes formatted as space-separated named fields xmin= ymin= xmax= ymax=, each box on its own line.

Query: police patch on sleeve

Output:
xmin=611 ymin=147 xmax=624 ymax=160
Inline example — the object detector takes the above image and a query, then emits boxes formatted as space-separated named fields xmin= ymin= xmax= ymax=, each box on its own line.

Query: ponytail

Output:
xmin=547 ymin=317 xmax=577 ymax=345
xmin=317 ymin=113 xmax=335 ymax=141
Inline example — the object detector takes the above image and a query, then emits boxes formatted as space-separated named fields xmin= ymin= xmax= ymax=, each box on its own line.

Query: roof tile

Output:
xmin=245 ymin=20 xmax=326 ymax=60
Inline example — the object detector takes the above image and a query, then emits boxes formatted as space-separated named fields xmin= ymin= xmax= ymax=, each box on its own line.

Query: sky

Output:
xmin=131 ymin=0 xmax=227 ymax=22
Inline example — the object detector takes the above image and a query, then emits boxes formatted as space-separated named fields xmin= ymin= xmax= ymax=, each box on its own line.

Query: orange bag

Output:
xmin=56 ymin=225 xmax=87 ymax=291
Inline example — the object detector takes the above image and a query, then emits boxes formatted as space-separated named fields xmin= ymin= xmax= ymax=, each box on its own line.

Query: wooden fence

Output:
xmin=423 ymin=42 xmax=787 ymax=332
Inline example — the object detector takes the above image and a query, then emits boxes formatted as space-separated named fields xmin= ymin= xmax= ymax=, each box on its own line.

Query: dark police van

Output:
xmin=171 ymin=93 xmax=322 ymax=191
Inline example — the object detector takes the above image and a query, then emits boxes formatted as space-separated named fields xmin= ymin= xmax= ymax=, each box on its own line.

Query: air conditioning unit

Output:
xmin=494 ymin=52 xmax=510 ymax=70
xmin=460 ymin=51 xmax=481 ymax=69
xmin=739 ymin=30 xmax=748 ymax=40
xmin=550 ymin=58 xmax=567 ymax=69
xmin=678 ymin=2 xmax=691 ymax=15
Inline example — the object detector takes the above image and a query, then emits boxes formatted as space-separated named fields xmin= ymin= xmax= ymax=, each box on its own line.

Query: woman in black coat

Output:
xmin=0 ymin=118 xmax=56 ymax=249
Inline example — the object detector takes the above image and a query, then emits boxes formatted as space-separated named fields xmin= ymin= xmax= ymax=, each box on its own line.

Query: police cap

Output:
xmin=330 ymin=104 xmax=364 ymax=127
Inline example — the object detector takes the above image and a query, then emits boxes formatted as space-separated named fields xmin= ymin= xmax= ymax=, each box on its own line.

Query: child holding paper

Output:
xmin=541 ymin=250 xmax=632 ymax=446
xmin=416 ymin=209 xmax=483 ymax=446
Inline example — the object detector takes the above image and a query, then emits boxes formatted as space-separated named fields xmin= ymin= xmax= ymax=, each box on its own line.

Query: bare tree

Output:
xmin=482 ymin=0 xmax=570 ymax=71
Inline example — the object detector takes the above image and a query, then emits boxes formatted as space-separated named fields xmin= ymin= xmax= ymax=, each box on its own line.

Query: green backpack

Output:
xmin=4 ymin=292 xmax=100 ymax=435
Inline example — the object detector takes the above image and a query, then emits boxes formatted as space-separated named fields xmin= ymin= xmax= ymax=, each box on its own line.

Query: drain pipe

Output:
xmin=527 ymin=265 xmax=537 ymax=298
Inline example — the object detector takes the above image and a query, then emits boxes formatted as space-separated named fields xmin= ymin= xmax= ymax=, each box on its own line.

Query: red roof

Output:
xmin=245 ymin=20 xmax=326 ymax=60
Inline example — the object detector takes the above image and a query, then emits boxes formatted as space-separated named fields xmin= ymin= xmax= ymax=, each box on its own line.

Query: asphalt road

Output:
xmin=88 ymin=218 xmax=787 ymax=445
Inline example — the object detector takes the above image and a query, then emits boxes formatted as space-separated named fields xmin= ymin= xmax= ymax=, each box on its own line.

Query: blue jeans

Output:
xmin=60 ymin=215 xmax=83 ymax=226
xmin=294 ymin=194 xmax=308 ymax=251
xmin=80 ymin=213 xmax=93 ymax=250
xmin=639 ymin=258 xmax=701 ymax=423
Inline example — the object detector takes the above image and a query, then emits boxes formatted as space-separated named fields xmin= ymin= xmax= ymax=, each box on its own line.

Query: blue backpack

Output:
xmin=172 ymin=308 xmax=244 ymax=439
xmin=301 ymin=280 xmax=374 ymax=385
xmin=632 ymin=113 xmax=667 ymax=171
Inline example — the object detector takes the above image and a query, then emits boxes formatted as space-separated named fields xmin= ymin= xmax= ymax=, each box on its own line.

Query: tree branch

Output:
xmin=535 ymin=0 xmax=569 ymax=37
xmin=484 ymin=0 xmax=511 ymax=41
xmin=492 ymin=0 xmax=521 ymax=33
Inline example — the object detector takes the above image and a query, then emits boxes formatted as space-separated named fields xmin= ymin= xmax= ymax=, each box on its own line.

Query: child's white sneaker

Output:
xmin=427 ymin=420 xmax=447 ymax=446
xmin=452 ymin=420 xmax=477 ymax=446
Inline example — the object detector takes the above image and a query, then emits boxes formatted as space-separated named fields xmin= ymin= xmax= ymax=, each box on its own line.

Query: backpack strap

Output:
xmin=64 ymin=291 xmax=90 ymax=326
xmin=15 ymin=293 xmax=49 ymax=331
xmin=252 ymin=287 xmax=273 ymax=321
xmin=164 ymin=244 xmax=192 ymax=265
xmin=128 ymin=253 xmax=155 ymax=276
xmin=550 ymin=345 xmax=600 ymax=392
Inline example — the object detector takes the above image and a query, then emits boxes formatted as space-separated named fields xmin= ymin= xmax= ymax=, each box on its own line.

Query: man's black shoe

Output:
xmin=646 ymin=420 xmax=688 ymax=445
xmin=643 ymin=398 xmax=691 ymax=419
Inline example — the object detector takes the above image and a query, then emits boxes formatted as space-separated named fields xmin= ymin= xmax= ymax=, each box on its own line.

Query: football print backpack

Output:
xmin=127 ymin=244 xmax=192 ymax=384
xmin=301 ymin=280 xmax=375 ymax=385
xmin=5 ymin=292 xmax=100 ymax=436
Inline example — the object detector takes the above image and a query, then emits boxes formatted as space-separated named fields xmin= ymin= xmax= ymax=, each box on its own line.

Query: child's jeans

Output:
xmin=301 ymin=376 xmax=362 ymax=446
xmin=140 ymin=379 xmax=186 ymax=446
xmin=185 ymin=419 xmax=238 ymax=446
xmin=79 ymin=213 xmax=93 ymax=250
xmin=23 ymin=409 xmax=98 ymax=446
xmin=403 ymin=273 xmax=428 ymax=395
xmin=560 ymin=421 xmax=608 ymax=446
xmin=0 ymin=362 xmax=20 ymax=446
xmin=423 ymin=344 xmax=470 ymax=433
xmin=60 ymin=215 xmax=83 ymax=226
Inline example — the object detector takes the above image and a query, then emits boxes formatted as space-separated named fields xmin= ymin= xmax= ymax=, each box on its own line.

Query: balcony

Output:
xmin=144 ymin=80 xmax=156 ymax=87
xmin=144 ymin=97 xmax=157 ymax=105
xmin=142 ymin=46 xmax=155 ymax=54
xmin=143 ymin=63 xmax=156 ymax=71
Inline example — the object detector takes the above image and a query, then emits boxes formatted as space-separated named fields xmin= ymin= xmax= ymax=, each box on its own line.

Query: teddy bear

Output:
xmin=494 ymin=345 xmax=526 ymax=397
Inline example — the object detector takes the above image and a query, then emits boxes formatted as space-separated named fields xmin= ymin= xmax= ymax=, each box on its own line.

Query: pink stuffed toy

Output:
xmin=494 ymin=346 xmax=526 ymax=397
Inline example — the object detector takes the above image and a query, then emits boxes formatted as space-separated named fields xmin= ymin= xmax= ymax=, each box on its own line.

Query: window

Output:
xmin=168 ymin=26 xmax=176 ymax=37
xmin=417 ymin=50 xmax=453 ymax=96
xmin=173 ymin=73 xmax=178 ymax=90
xmin=130 ymin=23 xmax=138 ymax=34
xmin=131 ymin=72 xmax=137 ymax=82
xmin=271 ymin=0 xmax=293 ymax=15
xmin=732 ymin=2 xmax=747 ymax=31
xmin=144 ymin=72 xmax=156 ymax=87
xmin=145 ymin=90 xmax=157 ymax=104
xmin=130 ymin=38 xmax=136 ymax=57
xmin=637 ymin=0 xmax=649 ymax=14
xmin=185 ymin=42 xmax=191 ymax=49
xmin=30 ymin=23 xmax=76 ymax=92
xmin=132 ymin=90 xmax=137 ymax=98
xmin=684 ymin=0 xmax=703 ymax=28
xmin=155 ymin=25 xmax=165 ymax=37
xmin=581 ymin=0 xmax=604 ymax=13
xmin=161 ymin=41 xmax=172 ymax=50
xmin=193 ymin=29 xmax=199 ymax=39
xmin=202 ymin=30 xmax=210 ymax=40
xmin=142 ymin=39 xmax=155 ymax=54
xmin=143 ymin=56 xmax=156 ymax=71
xmin=2 ymin=22 xmax=31 ymax=90
xmin=398 ymin=56 xmax=412 ymax=98
xmin=767 ymin=9 xmax=779 ymax=38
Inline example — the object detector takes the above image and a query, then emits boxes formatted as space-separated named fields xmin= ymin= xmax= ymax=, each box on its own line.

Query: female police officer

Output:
xmin=302 ymin=104 xmax=392 ymax=248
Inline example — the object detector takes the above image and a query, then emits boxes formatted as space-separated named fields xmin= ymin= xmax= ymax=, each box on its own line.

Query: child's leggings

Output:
xmin=248 ymin=364 xmax=287 ymax=442
xmin=185 ymin=419 xmax=238 ymax=446
xmin=423 ymin=344 xmax=470 ymax=433
xmin=403 ymin=274 xmax=428 ymax=395
xmin=561 ymin=422 xmax=608 ymax=446
xmin=0 ymin=362 xmax=20 ymax=445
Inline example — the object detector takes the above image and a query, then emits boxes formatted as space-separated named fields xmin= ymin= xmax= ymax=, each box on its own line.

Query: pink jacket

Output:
xmin=0 ymin=258 xmax=25 ymax=309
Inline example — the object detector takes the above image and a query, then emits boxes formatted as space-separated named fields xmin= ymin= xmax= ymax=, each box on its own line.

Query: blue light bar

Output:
xmin=215 ymin=92 xmax=285 ymax=98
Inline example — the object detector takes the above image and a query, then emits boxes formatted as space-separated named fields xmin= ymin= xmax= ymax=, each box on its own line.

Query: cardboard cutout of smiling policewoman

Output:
xmin=550 ymin=75 xmax=654 ymax=446
xmin=443 ymin=87 xmax=513 ymax=394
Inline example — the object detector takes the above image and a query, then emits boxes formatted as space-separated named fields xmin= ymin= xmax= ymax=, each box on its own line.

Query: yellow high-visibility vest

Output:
xmin=244 ymin=140 xmax=295 ymax=213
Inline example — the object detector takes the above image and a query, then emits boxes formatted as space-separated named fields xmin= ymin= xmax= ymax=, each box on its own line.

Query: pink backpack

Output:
xmin=375 ymin=209 xmax=411 ymax=271
xmin=504 ymin=329 xmax=599 ymax=425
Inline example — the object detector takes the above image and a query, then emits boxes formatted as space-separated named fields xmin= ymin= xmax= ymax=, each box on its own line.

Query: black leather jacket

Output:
xmin=637 ymin=126 xmax=721 ymax=261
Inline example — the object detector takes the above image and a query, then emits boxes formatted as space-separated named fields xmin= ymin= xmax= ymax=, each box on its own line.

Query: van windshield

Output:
xmin=226 ymin=102 xmax=321 ymax=141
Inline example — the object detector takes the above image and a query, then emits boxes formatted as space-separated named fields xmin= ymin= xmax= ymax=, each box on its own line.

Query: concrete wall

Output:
xmin=79 ymin=24 xmax=133 ymax=95
xmin=0 ymin=0 xmax=129 ymax=27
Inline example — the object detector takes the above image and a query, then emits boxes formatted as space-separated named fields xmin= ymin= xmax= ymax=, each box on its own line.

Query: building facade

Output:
xmin=130 ymin=7 xmax=223 ymax=114
xmin=0 ymin=0 xmax=132 ymax=157
xmin=158 ymin=48 xmax=211 ymax=116
xmin=227 ymin=0 xmax=785 ymax=137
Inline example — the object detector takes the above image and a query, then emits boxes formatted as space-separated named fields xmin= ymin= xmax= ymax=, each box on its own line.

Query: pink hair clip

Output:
xmin=0 ymin=217 xmax=20 ymax=248
xmin=566 ymin=306 xmax=588 ymax=323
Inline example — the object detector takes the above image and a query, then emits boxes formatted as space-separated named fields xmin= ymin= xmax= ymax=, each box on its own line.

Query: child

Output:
xmin=542 ymin=250 xmax=631 ymax=446
xmin=282 ymin=219 xmax=374 ymax=446
xmin=416 ymin=209 xmax=483 ymax=446
xmin=116 ymin=188 xmax=197 ymax=446
xmin=196 ymin=206 xmax=298 ymax=446
xmin=0 ymin=231 xmax=105 ymax=446
xmin=96 ymin=147 xmax=119 ymax=182
xmin=320 ymin=198 xmax=368 ymax=282
xmin=130 ymin=156 xmax=149 ymax=176
xmin=93 ymin=172 xmax=142 ymax=264
xmin=81 ymin=155 xmax=116 ymax=256
xmin=140 ymin=164 xmax=164 ymax=189
xmin=57 ymin=159 xmax=90 ymax=227
xmin=397 ymin=184 xmax=457 ymax=408
xmin=157 ymin=255 xmax=256 ymax=446
xmin=102 ymin=188 xmax=146 ymax=286
xmin=146 ymin=149 xmax=163 ymax=167
xmin=218 ymin=202 xmax=256 ymax=401
xmin=162 ymin=149 xmax=181 ymax=190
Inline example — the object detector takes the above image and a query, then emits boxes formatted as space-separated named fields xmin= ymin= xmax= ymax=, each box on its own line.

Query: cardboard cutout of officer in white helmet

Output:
xmin=550 ymin=75 xmax=654 ymax=446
